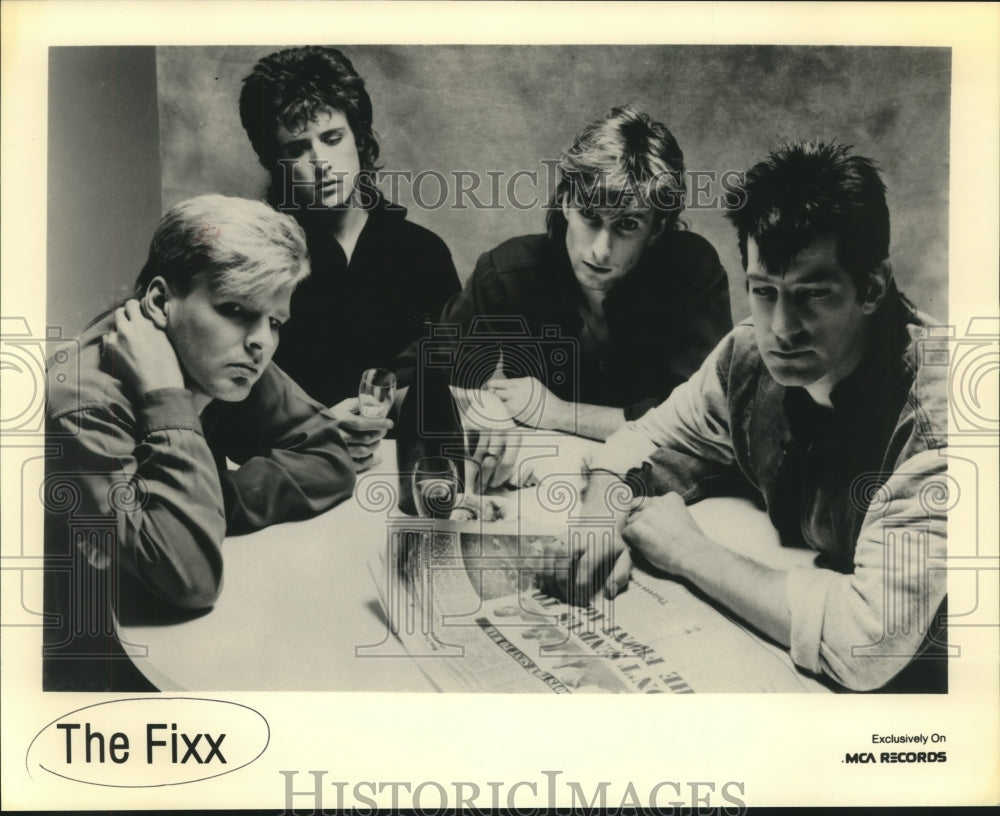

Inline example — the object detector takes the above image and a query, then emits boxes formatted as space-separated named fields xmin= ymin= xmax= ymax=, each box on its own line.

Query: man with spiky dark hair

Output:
xmin=545 ymin=142 xmax=949 ymax=693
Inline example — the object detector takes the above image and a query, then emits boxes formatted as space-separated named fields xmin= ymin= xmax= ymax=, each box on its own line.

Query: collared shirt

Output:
xmin=274 ymin=195 xmax=460 ymax=406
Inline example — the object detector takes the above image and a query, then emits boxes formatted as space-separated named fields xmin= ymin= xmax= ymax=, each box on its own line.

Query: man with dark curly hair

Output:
xmin=240 ymin=46 xmax=461 ymax=470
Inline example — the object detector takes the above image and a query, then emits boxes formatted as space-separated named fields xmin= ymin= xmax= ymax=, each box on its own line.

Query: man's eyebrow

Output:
xmin=214 ymin=291 xmax=262 ymax=307
xmin=747 ymin=270 xmax=842 ymax=284
xmin=793 ymin=273 xmax=841 ymax=284
xmin=580 ymin=207 xmax=651 ymax=220
xmin=278 ymin=137 xmax=309 ymax=151
xmin=240 ymin=295 xmax=292 ymax=321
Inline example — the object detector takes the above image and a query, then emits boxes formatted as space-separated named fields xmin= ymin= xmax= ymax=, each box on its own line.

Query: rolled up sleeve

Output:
xmin=596 ymin=336 xmax=736 ymax=489
xmin=785 ymin=448 xmax=948 ymax=690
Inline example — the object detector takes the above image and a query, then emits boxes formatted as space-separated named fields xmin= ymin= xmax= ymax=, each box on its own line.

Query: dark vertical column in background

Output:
xmin=47 ymin=47 xmax=162 ymax=336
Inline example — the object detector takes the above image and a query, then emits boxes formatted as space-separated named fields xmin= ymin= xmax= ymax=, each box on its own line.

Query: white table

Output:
xmin=119 ymin=440 xmax=831 ymax=693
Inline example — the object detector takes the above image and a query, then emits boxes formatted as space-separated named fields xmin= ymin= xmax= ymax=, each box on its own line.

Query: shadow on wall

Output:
xmin=48 ymin=47 xmax=162 ymax=337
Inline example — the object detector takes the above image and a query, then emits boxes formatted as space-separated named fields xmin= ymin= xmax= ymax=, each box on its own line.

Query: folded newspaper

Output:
xmin=368 ymin=522 xmax=828 ymax=693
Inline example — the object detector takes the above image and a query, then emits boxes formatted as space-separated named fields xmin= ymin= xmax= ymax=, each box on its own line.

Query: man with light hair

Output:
xmin=44 ymin=194 xmax=355 ymax=690
xmin=391 ymin=105 xmax=732 ymax=493
xmin=435 ymin=105 xmax=731 ymax=447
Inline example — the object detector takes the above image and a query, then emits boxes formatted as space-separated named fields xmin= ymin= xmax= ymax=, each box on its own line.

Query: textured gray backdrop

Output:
xmin=48 ymin=45 xmax=950 ymax=336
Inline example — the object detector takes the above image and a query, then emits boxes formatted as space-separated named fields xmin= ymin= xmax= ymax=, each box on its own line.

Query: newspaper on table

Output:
xmin=368 ymin=521 xmax=828 ymax=694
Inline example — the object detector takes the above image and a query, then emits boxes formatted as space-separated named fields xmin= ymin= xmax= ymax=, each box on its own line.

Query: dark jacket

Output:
xmin=415 ymin=230 xmax=732 ymax=420
xmin=274 ymin=196 xmax=460 ymax=406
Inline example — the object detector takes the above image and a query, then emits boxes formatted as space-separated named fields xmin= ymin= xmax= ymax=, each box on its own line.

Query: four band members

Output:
xmin=44 ymin=46 xmax=948 ymax=693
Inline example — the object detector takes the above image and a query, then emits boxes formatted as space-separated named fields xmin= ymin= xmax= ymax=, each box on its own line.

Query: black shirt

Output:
xmin=275 ymin=196 xmax=460 ymax=406
xmin=415 ymin=230 xmax=732 ymax=420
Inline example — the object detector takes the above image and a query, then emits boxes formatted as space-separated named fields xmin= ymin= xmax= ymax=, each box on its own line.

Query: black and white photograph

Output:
xmin=2 ymin=1 xmax=998 ymax=812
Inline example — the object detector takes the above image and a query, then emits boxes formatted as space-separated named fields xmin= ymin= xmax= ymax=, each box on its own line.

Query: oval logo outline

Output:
xmin=27 ymin=696 xmax=270 ymax=788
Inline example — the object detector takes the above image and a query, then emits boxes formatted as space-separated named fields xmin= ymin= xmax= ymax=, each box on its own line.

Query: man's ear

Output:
xmin=860 ymin=261 xmax=891 ymax=315
xmin=141 ymin=277 xmax=172 ymax=329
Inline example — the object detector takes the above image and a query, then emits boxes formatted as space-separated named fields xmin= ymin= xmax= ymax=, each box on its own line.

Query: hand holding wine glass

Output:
xmin=322 ymin=368 xmax=396 ymax=472
xmin=359 ymin=368 xmax=397 ymax=418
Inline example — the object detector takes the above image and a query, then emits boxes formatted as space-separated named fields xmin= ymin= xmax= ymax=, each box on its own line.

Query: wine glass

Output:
xmin=411 ymin=456 xmax=460 ymax=519
xmin=358 ymin=368 xmax=397 ymax=418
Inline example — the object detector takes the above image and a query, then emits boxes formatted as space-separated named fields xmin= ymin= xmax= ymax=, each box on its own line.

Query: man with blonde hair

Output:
xmin=44 ymin=194 xmax=355 ymax=690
